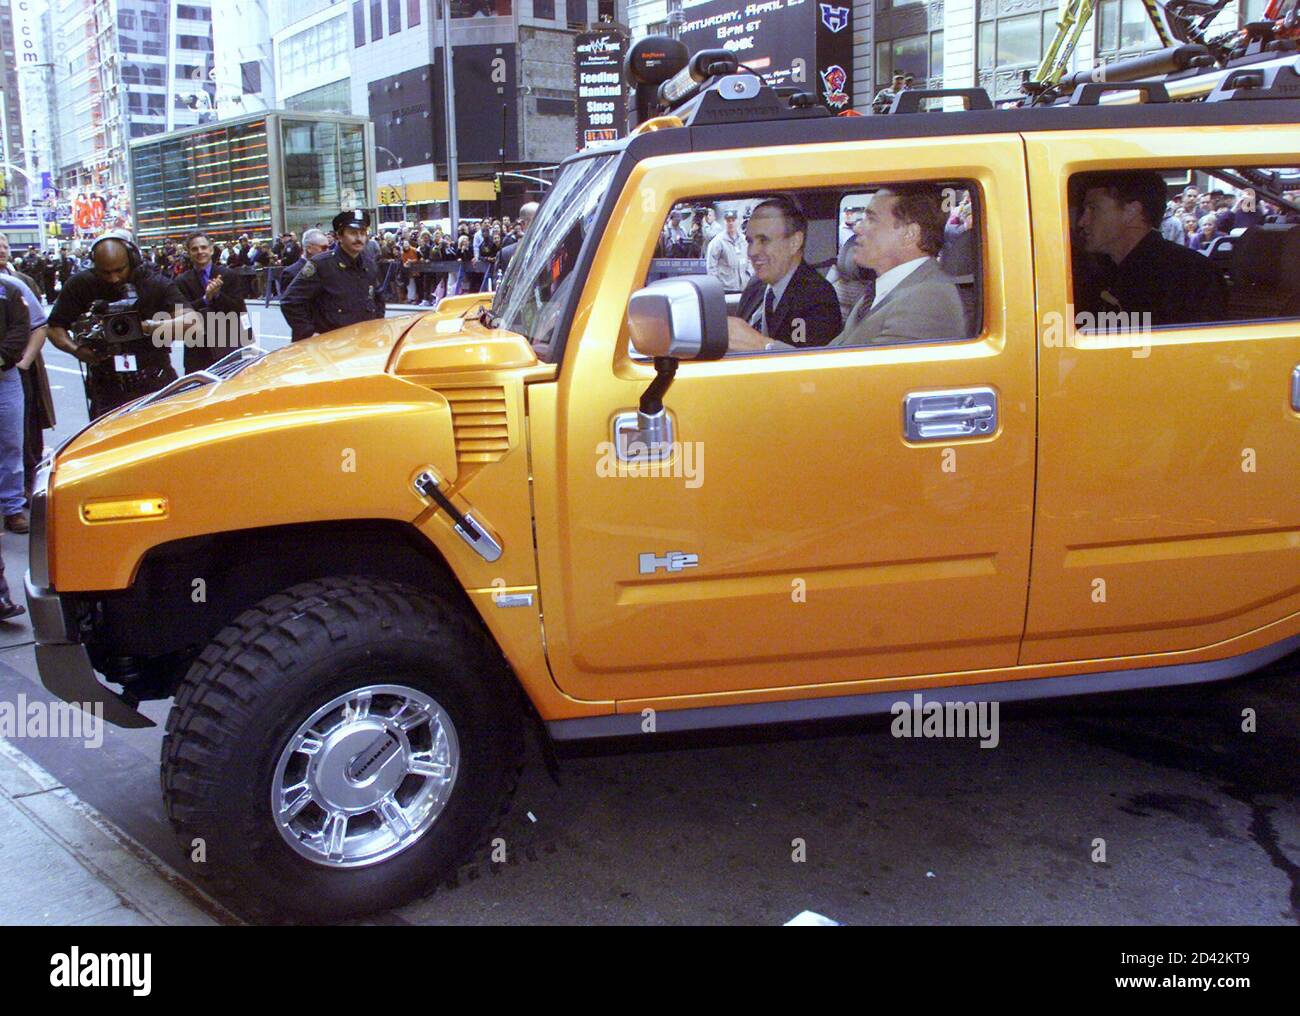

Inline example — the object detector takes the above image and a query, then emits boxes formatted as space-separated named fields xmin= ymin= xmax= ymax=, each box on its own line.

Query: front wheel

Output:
xmin=161 ymin=576 xmax=523 ymax=922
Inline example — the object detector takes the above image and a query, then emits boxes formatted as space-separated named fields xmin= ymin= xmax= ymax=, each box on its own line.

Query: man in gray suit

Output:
xmin=830 ymin=185 xmax=966 ymax=346
xmin=730 ymin=184 xmax=966 ymax=352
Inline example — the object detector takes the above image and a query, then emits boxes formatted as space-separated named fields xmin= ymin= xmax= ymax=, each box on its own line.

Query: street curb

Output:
xmin=0 ymin=737 xmax=238 ymax=926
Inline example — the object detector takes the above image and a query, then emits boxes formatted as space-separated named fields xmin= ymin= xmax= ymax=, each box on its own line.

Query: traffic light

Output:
xmin=494 ymin=174 xmax=502 ymax=195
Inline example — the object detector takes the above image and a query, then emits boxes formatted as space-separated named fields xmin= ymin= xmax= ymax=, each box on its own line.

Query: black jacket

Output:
xmin=176 ymin=264 xmax=252 ymax=373
xmin=735 ymin=261 xmax=843 ymax=347
xmin=0 ymin=281 xmax=30 ymax=369
xmin=280 ymin=246 xmax=386 ymax=341
xmin=1084 ymin=230 xmax=1228 ymax=327
xmin=176 ymin=263 xmax=248 ymax=315
xmin=281 ymin=257 xmax=308 ymax=291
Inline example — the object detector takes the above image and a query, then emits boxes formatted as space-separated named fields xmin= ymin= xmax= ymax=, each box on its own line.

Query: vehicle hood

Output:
xmin=56 ymin=309 xmax=540 ymax=463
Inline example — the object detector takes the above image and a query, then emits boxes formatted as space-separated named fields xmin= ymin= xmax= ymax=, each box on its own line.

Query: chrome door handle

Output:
xmin=904 ymin=387 xmax=998 ymax=441
xmin=912 ymin=404 xmax=994 ymax=423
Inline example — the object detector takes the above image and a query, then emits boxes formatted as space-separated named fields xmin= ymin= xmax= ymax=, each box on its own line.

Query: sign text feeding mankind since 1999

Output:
xmin=575 ymin=31 xmax=628 ymax=149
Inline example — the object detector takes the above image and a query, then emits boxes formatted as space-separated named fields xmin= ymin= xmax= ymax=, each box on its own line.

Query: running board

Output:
xmin=546 ymin=633 xmax=1300 ymax=741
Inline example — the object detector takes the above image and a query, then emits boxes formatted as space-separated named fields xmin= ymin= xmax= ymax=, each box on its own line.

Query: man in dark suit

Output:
xmin=729 ymin=196 xmax=842 ymax=349
xmin=277 ymin=232 xmax=302 ymax=266
xmin=175 ymin=232 xmax=252 ymax=373
xmin=280 ymin=229 xmax=330 ymax=291
xmin=495 ymin=201 xmax=538 ymax=287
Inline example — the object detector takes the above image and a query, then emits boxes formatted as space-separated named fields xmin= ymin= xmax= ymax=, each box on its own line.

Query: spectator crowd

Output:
xmin=8 ymin=215 xmax=532 ymax=310
xmin=1159 ymin=184 xmax=1300 ymax=252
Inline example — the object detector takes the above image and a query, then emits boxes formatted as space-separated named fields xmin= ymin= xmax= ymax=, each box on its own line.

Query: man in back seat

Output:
xmin=1075 ymin=170 xmax=1227 ymax=326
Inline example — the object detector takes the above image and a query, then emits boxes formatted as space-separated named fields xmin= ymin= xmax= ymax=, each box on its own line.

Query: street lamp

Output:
xmin=375 ymin=145 xmax=408 ymax=223
xmin=430 ymin=0 xmax=460 ymax=237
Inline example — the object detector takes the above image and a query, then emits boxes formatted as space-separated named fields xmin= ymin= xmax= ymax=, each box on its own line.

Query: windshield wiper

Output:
xmin=477 ymin=304 xmax=501 ymax=330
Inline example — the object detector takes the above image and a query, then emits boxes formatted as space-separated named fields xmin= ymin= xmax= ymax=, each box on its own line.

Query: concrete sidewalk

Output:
xmin=0 ymin=737 xmax=229 ymax=926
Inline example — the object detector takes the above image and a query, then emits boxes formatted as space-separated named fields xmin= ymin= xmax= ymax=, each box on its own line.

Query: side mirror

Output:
xmin=627 ymin=275 xmax=729 ymax=361
xmin=617 ymin=276 xmax=728 ymax=463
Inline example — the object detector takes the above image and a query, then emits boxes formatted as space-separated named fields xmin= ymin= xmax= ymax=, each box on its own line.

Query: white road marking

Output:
xmin=46 ymin=364 xmax=82 ymax=375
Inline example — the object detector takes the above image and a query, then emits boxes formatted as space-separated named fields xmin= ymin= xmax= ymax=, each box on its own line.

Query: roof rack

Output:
xmin=1207 ymin=60 xmax=1300 ymax=99
xmin=1069 ymin=80 xmax=1171 ymax=103
xmin=884 ymin=88 xmax=993 ymax=114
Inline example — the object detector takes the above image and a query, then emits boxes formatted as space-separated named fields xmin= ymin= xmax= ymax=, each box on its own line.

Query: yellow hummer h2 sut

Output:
xmin=26 ymin=48 xmax=1300 ymax=919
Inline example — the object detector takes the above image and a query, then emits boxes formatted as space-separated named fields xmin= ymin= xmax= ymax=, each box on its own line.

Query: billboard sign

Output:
xmin=678 ymin=0 xmax=853 ymax=111
xmin=575 ymin=31 xmax=627 ymax=150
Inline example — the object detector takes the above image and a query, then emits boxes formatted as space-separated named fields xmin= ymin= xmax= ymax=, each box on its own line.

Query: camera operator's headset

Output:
xmin=87 ymin=231 xmax=144 ymax=283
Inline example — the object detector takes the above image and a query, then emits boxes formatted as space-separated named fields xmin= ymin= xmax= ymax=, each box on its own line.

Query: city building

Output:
xmin=270 ymin=0 xmax=351 ymax=115
xmin=0 ymin=1 xmax=31 ymax=204
xmin=875 ymin=0 xmax=1256 ymax=104
xmin=130 ymin=108 xmax=374 ymax=244
xmin=44 ymin=0 xmax=216 ymax=230
xmin=629 ymin=0 xmax=1265 ymax=109
xmin=271 ymin=0 xmax=623 ymax=221
xmin=211 ymin=0 xmax=276 ymax=116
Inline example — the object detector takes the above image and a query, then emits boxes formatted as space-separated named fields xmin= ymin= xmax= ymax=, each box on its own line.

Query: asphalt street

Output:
xmin=1 ymin=302 xmax=1297 ymax=925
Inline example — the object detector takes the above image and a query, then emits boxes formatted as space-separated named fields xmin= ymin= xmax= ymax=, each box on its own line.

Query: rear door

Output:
xmin=530 ymin=134 xmax=1039 ymax=705
xmin=1022 ymin=127 xmax=1300 ymax=665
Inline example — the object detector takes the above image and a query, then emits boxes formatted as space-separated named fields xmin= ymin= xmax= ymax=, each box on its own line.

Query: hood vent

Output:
xmin=442 ymin=386 xmax=510 ymax=464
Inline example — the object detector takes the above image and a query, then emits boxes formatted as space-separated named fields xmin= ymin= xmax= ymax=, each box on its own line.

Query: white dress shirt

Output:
xmin=871 ymin=255 xmax=932 ymax=309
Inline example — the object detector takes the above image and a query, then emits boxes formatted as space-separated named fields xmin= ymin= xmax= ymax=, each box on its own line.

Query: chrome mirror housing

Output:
xmin=627 ymin=275 xmax=729 ymax=361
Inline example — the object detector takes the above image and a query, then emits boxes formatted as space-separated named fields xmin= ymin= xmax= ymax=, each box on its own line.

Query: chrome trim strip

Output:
xmin=27 ymin=460 xmax=50 ymax=588
xmin=546 ymin=633 xmax=1300 ymax=741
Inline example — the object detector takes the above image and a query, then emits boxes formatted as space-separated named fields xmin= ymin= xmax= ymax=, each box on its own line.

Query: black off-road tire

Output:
xmin=161 ymin=576 xmax=524 ymax=923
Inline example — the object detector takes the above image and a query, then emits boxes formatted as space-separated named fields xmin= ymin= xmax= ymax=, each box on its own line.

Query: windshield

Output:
xmin=492 ymin=153 xmax=618 ymax=359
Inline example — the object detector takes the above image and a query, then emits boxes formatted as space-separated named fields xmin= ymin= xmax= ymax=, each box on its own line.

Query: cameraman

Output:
xmin=46 ymin=234 xmax=198 ymax=418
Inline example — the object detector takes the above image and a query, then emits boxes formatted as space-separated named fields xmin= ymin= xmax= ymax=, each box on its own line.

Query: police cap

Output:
xmin=332 ymin=208 xmax=371 ymax=233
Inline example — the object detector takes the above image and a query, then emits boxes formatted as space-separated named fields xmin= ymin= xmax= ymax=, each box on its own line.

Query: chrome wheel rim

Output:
xmin=271 ymin=684 xmax=459 ymax=868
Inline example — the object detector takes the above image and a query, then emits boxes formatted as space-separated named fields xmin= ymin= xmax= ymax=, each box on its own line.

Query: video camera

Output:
xmin=74 ymin=289 xmax=146 ymax=357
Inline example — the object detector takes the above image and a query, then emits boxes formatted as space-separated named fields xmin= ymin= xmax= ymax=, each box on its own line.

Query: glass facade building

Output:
xmin=130 ymin=111 xmax=374 ymax=245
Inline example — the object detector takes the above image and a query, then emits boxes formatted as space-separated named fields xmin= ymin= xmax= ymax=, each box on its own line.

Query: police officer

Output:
xmin=45 ymin=232 xmax=198 ymax=418
xmin=280 ymin=209 xmax=386 ymax=341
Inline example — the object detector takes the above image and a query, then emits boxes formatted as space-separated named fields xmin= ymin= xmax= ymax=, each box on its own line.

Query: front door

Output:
xmin=531 ymin=136 xmax=1039 ymax=705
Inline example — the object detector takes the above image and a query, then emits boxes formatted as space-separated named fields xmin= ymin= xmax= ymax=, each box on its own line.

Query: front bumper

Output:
xmin=24 ymin=460 xmax=155 ymax=729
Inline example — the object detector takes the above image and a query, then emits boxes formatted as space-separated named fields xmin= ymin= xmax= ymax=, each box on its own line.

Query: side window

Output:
xmin=643 ymin=183 xmax=982 ymax=356
xmin=1068 ymin=166 xmax=1300 ymax=331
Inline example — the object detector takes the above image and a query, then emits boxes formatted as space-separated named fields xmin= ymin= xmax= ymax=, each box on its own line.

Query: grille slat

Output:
xmin=441 ymin=386 xmax=510 ymax=463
